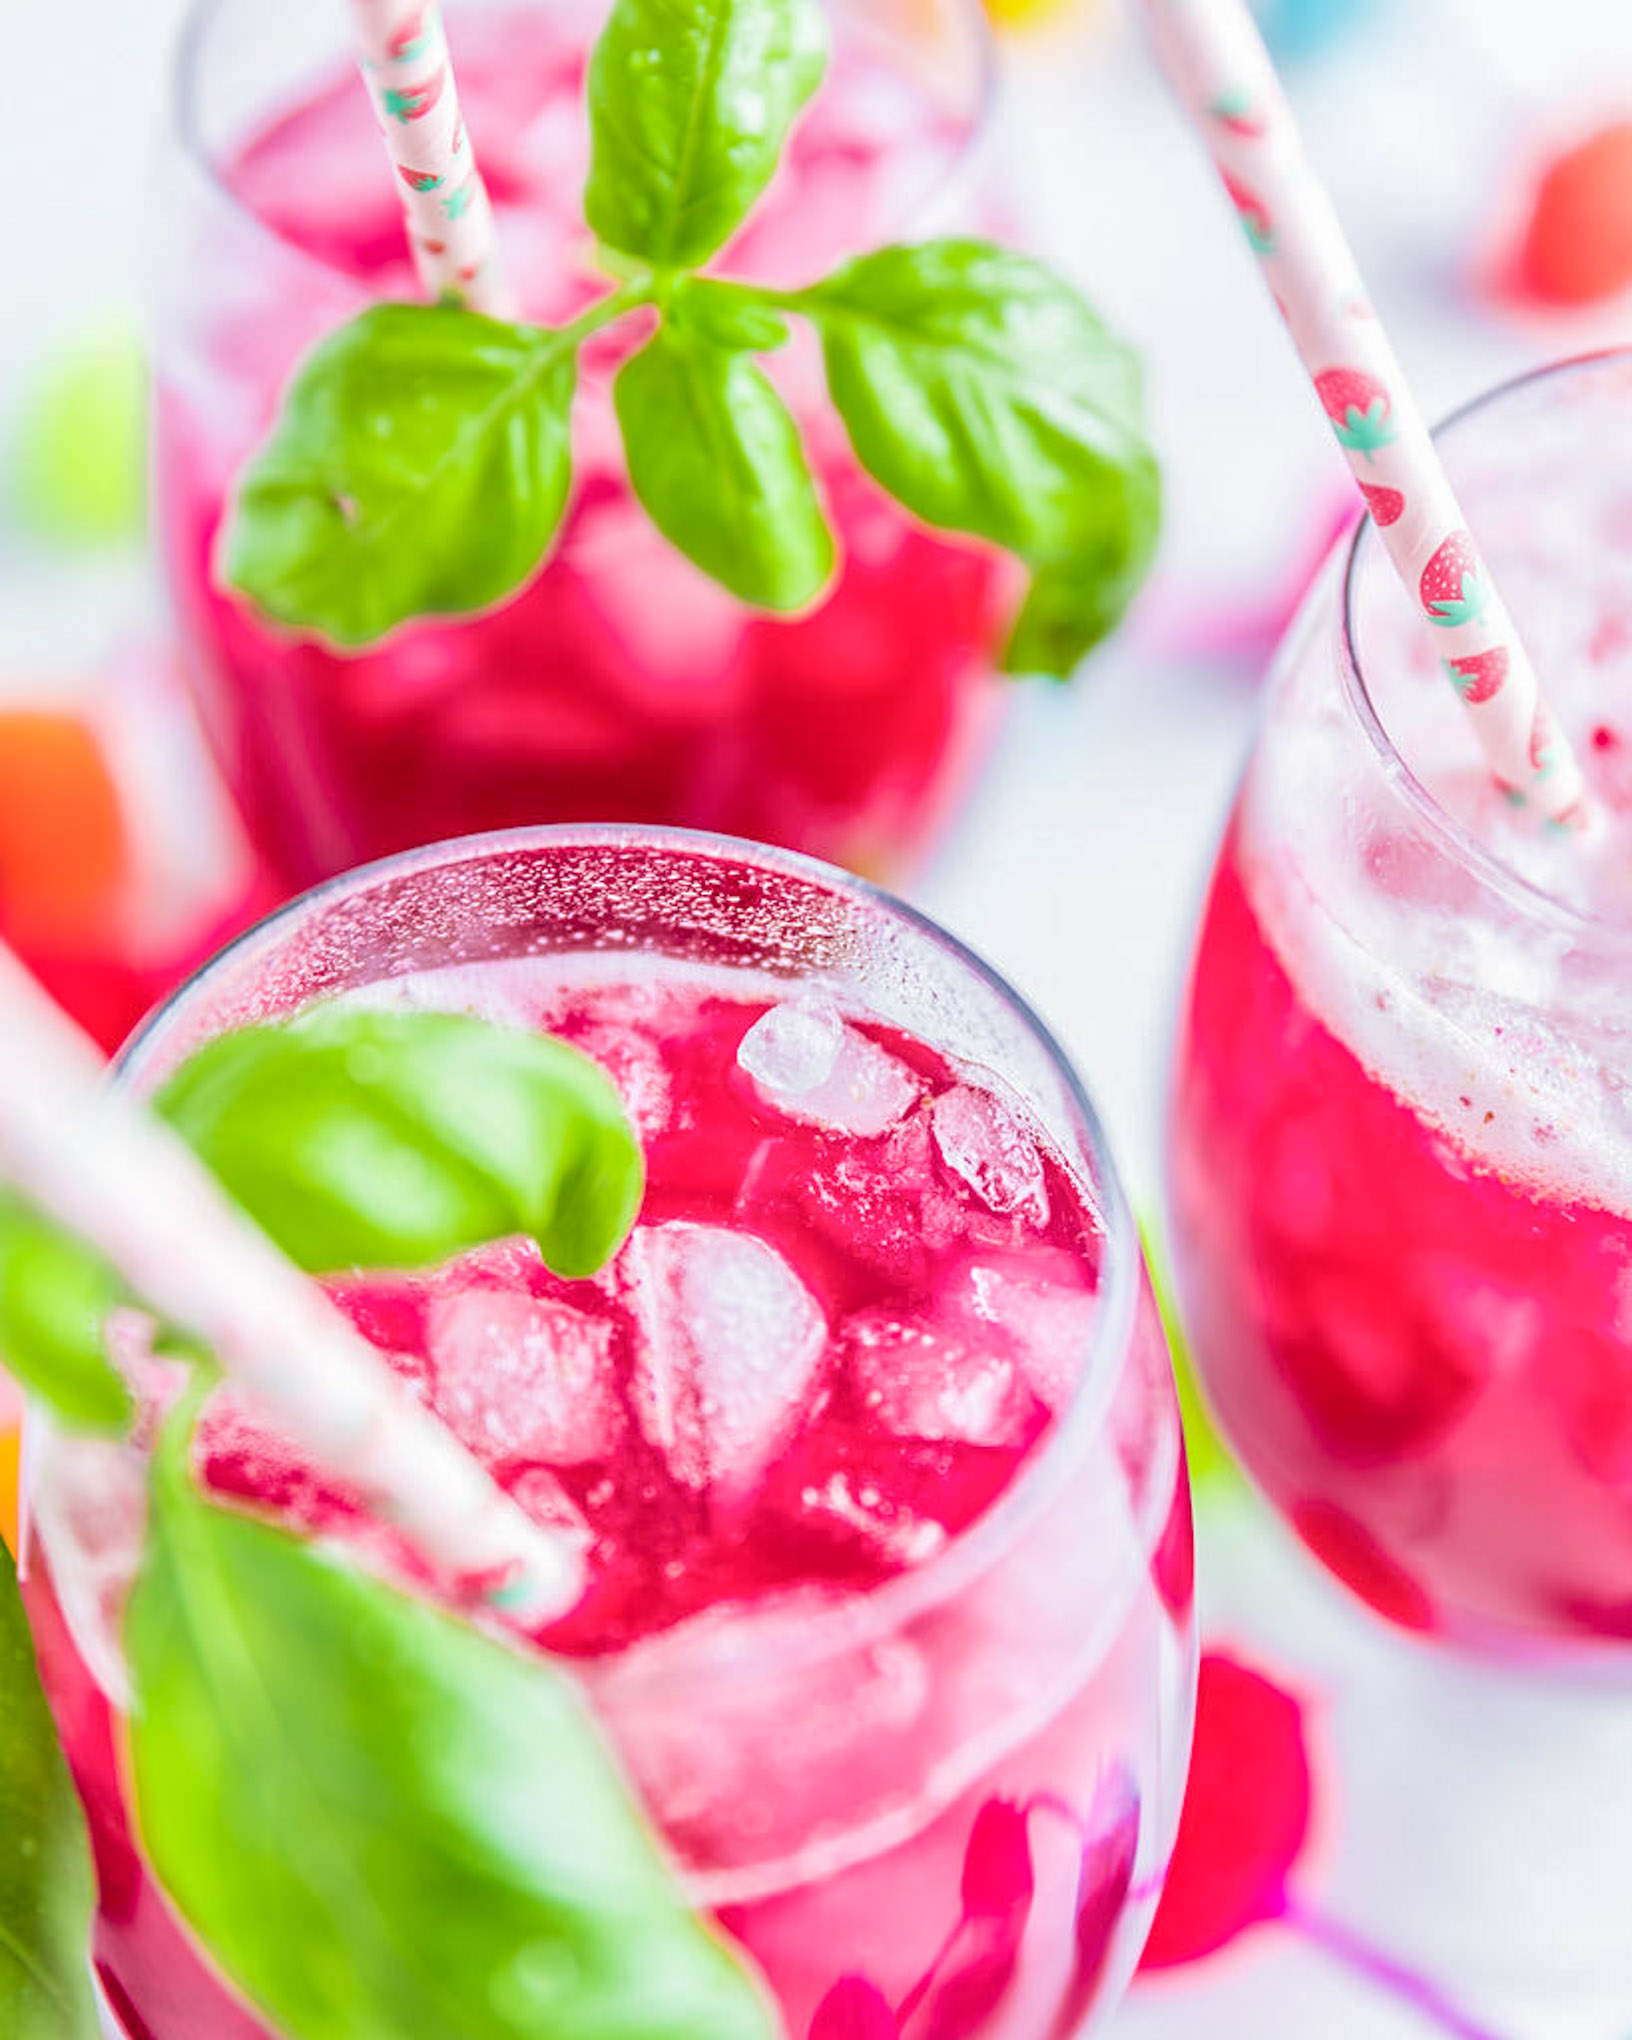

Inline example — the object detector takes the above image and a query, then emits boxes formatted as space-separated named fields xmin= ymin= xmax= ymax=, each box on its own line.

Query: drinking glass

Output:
xmin=24 ymin=824 xmax=1195 ymax=2039
xmin=153 ymin=0 xmax=1013 ymax=894
xmin=1168 ymin=351 xmax=1632 ymax=2011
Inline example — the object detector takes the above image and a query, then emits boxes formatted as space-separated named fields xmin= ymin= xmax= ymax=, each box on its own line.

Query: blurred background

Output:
xmin=5 ymin=0 xmax=1632 ymax=2032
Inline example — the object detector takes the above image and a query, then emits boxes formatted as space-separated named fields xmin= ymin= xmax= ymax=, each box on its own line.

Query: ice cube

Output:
xmin=931 ymin=1084 xmax=1050 ymax=1223
xmin=738 ymin=997 xmax=844 ymax=1097
xmin=626 ymin=1222 xmax=827 ymax=1501
xmin=845 ymin=1309 xmax=1034 ymax=1448
xmin=944 ymin=1251 xmax=1098 ymax=1411
xmin=425 ymin=1289 xmax=623 ymax=1466
xmin=743 ymin=1002 xmax=921 ymax=1137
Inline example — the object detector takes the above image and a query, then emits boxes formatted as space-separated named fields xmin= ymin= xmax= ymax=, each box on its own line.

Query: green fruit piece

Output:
xmin=11 ymin=318 xmax=148 ymax=548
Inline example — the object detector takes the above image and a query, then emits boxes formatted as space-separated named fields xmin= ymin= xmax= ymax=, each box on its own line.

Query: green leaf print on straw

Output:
xmin=348 ymin=0 xmax=512 ymax=313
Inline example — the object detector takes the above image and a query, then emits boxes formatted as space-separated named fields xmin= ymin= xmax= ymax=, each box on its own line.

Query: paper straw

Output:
xmin=1142 ymin=0 xmax=1589 ymax=824
xmin=349 ymin=0 xmax=513 ymax=316
xmin=0 ymin=941 xmax=580 ymax=1625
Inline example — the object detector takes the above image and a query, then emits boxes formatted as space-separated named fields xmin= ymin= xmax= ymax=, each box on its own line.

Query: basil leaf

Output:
xmin=616 ymin=321 xmax=835 ymax=610
xmin=155 ymin=1007 xmax=643 ymax=1280
xmin=0 ymin=1192 xmax=132 ymax=1433
xmin=222 ymin=304 xmax=577 ymax=648
xmin=673 ymin=278 xmax=792 ymax=354
xmin=806 ymin=239 xmax=1161 ymax=659
xmin=586 ymin=0 xmax=828 ymax=268
xmin=1002 ymin=470 xmax=1161 ymax=679
xmin=0 ymin=1541 xmax=101 ymax=2039
xmin=125 ymin=1431 xmax=778 ymax=2040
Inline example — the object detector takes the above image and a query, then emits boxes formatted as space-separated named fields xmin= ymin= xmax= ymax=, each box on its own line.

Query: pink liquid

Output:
xmin=1169 ymin=824 xmax=1632 ymax=1647
xmin=29 ymin=962 xmax=1189 ymax=2038
xmin=156 ymin=10 xmax=1012 ymax=894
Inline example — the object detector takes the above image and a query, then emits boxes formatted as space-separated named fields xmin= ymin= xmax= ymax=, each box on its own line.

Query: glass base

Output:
xmin=1203 ymin=1497 xmax=1632 ymax=2038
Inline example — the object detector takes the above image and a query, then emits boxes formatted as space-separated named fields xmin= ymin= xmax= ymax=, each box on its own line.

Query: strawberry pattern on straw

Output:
xmin=349 ymin=0 xmax=512 ymax=315
xmin=1143 ymin=0 xmax=1589 ymax=824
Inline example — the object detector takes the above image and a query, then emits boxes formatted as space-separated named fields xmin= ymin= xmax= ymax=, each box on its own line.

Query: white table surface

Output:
xmin=9 ymin=2 xmax=1632 ymax=2034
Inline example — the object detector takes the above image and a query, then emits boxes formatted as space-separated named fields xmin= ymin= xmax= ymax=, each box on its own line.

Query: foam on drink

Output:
xmin=1238 ymin=412 xmax=1632 ymax=1217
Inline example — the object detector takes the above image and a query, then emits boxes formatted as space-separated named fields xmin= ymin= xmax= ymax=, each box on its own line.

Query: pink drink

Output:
xmin=25 ymin=830 xmax=1194 ymax=2039
xmin=1168 ymin=353 xmax=1632 ymax=1651
xmin=155 ymin=0 xmax=1011 ymax=894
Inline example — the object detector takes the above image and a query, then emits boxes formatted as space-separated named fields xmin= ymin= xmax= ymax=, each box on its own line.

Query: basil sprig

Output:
xmin=0 ymin=1542 xmax=101 ymax=2039
xmin=223 ymin=0 xmax=1159 ymax=678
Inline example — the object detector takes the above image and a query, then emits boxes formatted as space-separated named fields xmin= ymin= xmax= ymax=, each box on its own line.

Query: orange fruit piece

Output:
xmin=0 ymin=708 xmax=129 ymax=947
xmin=0 ymin=1422 xmax=20 ymax=1556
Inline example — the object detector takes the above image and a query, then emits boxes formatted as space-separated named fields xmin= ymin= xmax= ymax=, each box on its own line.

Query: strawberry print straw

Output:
xmin=0 ymin=940 xmax=581 ymax=1625
xmin=1142 ymin=0 xmax=1589 ymax=824
xmin=349 ymin=0 xmax=513 ymax=315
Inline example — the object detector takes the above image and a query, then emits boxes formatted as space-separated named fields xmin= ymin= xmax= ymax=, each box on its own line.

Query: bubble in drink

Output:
xmin=627 ymin=1221 xmax=828 ymax=1502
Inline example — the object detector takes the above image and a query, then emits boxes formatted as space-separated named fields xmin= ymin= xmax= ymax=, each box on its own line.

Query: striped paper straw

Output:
xmin=1142 ymin=0 xmax=1589 ymax=824
xmin=349 ymin=0 xmax=513 ymax=315
xmin=0 ymin=941 xmax=580 ymax=1625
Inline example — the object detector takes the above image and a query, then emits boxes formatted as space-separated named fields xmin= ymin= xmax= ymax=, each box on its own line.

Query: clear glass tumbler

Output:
xmin=1168 ymin=352 xmax=1632 ymax=2015
xmin=25 ymin=824 xmax=1195 ymax=2039
xmin=152 ymin=0 xmax=1014 ymax=894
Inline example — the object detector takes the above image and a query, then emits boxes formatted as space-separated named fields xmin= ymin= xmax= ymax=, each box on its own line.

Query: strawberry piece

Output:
xmin=1140 ymin=1653 xmax=1312 ymax=1969
xmin=1514 ymin=121 xmax=1632 ymax=307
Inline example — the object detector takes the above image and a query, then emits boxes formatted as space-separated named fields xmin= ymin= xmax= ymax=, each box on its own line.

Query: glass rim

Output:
xmin=1337 ymin=344 xmax=1632 ymax=947
xmin=169 ymin=0 xmax=1000 ymax=300
xmin=116 ymin=821 xmax=1144 ymax=1682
